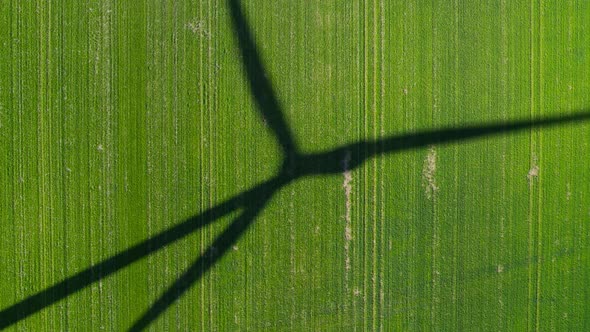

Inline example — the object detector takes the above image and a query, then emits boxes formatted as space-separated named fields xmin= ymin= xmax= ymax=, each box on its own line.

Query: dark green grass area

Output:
xmin=1 ymin=1 xmax=590 ymax=330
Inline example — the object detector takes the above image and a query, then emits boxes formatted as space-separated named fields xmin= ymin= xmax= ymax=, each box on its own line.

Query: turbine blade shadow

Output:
xmin=296 ymin=110 xmax=590 ymax=175
xmin=374 ymin=110 xmax=590 ymax=155
xmin=227 ymin=0 xmax=299 ymax=158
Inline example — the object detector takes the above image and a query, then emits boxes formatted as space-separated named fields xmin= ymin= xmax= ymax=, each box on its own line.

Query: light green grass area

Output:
xmin=1 ymin=1 xmax=589 ymax=331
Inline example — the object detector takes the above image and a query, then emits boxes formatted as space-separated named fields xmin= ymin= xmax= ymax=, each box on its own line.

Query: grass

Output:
xmin=1 ymin=1 xmax=590 ymax=330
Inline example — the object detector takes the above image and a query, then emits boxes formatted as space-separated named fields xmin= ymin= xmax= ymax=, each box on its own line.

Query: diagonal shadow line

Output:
xmin=1 ymin=114 xmax=589 ymax=330
xmin=128 ymin=178 xmax=282 ymax=332
xmin=227 ymin=0 xmax=300 ymax=160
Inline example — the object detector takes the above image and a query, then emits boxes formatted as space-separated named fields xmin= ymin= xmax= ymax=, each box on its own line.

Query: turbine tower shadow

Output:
xmin=1 ymin=0 xmax=589 ymax=330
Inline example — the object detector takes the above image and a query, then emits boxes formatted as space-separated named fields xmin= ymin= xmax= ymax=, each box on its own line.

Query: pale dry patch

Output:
xmin=527 ymin=164 xmax=539 ymax=184
xmin=186 ymin=18 xmax=209 ymax=37
xmin=422 ymin=146 xmax=438 ymax=200
xmin=342 ymin=151 xmax=353 ymax=271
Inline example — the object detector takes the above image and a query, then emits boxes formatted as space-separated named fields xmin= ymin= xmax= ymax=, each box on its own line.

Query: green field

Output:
xmin=1 ymin=1 xmax=590 ymax=330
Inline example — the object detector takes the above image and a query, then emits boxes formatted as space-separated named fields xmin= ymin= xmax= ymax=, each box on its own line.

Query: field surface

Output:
xmin=1 ymin=1 xmax=590 ymax=331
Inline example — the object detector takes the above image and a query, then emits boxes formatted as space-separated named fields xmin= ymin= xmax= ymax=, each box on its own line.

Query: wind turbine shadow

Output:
xmin=127 ymin=112 xmax=590 ymax=331
xmin=1 ymin=0 xmax=589 ymax=330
